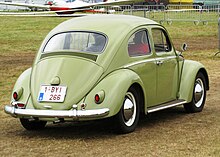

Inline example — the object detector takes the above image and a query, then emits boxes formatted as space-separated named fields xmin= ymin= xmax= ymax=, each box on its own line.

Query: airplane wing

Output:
xmin=0 ymin=0 xmax=133 ymax=10
xmin=83 ymin=0 xmax=134 ymax=7
xmin=0 ymin=0 xmax=134 ymax=14
xmin=73 ymin=0 xmax=134 ymax=9
xmin=0 ymin=1 xmax=50 ymax=9
xmin=47 ymin=0 xmax=134 ymax=12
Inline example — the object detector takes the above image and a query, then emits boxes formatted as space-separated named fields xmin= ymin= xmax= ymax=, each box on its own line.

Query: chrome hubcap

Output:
xmin=123 ymin=92 xmax=136 ymax=127
xmin=194 ymin=78 xmax=204 ymax=108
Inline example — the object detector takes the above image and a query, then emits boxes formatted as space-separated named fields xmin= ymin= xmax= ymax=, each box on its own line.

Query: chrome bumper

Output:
xmin=4 ymin=105 xmax=110 ymax=119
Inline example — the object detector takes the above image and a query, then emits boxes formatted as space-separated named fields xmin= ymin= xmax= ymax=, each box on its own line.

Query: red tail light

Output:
xmin=13 ymin=92 xmax=18 ymax=101
xmin=12 ymin=88 xmax=23 ymax=101
xmin=16 ymin=103 xmax=25 ymax=108
xmin=94 ymin=91 xmax=105 ymax=104
xmin=95 ymin=94 xmax=100 ymax=103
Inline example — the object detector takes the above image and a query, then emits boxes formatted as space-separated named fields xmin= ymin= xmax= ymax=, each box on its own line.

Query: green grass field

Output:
xmin=0 ymin=16 xmax=220 ymax=157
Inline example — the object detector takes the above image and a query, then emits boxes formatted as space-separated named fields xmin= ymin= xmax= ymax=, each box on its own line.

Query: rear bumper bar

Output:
xmin=4 ymin=105 xmax=110 ymax=119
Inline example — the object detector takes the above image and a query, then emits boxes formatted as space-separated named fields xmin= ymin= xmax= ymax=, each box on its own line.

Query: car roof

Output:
xmin=36 ymin=15 xmax=160 ymax=70
xmin=50 ymin=15 xmax=159 ymax=36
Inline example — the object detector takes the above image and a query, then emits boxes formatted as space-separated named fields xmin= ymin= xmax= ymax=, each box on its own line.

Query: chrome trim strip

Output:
xmin=124 ymin=56 xmax=177 ymax=68
xmin=4 ymin=105 xmax=109 ymax=119
xmin=124 ymin=58 xmax=155 ymax=68
xmin=147 ymin=100 xmax=187 ymax=113
xmin=155 ymin=56 xmax=176 ymax=62
xmin=155 ymin=56 xmax=177 ymax=61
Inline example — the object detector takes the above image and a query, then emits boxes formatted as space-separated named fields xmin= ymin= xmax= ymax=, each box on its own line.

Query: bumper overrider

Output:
xmin=4 ymin=103 xmax=110 ymax=120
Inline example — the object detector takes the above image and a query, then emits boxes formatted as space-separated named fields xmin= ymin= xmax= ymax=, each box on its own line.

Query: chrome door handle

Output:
xmin=156 ymin=60 xmax=163 ymax=66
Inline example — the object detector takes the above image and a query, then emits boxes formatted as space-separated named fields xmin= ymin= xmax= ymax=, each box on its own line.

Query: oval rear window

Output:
xmin=44 ymin=32 xmax=106 ymax=54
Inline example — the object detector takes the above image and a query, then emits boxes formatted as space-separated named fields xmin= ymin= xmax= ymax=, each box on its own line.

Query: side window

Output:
xmin=128 ymin=30 xmax=151 ymax=57
xmin=152 ymin=28 xmax=171 ymax=53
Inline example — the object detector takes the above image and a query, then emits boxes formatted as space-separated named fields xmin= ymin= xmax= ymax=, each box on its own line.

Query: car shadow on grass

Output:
xmin=137 ymin=106 xmax=188 ymax=129
xmin=16 ymin=106 xmax=188 ymax=139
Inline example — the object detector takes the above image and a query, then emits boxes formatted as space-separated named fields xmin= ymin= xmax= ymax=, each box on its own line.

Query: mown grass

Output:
xmin=0 ymin=17 xmax=69 ymax=108
xmin=0 ymin=17 xmax=69 ymax=54
xmin=0 ymin=16 xmax=219 ymax=157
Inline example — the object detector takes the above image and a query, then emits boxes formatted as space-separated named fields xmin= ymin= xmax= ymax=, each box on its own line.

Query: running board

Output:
xmin=147 ymin=99 xmax=187 ymax=113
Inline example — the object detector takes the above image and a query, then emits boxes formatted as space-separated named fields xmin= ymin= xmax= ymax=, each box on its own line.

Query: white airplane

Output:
xmin=0 ymin=0 xmax=134 ymax=13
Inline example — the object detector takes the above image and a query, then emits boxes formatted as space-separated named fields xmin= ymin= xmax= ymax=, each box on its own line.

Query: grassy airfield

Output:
xmin=0 ymin=16 xmax=220 ymax=156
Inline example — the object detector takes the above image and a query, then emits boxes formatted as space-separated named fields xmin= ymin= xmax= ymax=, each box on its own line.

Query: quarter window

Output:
xmin=128 ymin=30 xmax=151 ymax=57
xmin=152 ymin=29 xmax=171 ymax=53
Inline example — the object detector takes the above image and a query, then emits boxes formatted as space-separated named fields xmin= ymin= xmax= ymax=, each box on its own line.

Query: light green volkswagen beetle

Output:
xmin=4 ymin=15 xmax=209 ymax=134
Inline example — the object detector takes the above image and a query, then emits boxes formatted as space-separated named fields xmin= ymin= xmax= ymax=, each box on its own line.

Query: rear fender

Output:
xmin=179 ymin=60 xmax=209 ymax=102
xmin=11 ymin=68 xmax=32 ymax=106
xmin=84 ymin=69 xmax=144 ymax=117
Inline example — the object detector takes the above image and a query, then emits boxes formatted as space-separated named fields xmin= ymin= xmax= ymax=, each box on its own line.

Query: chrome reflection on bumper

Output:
xmin=4 ymin=105 xmax=110 ymax=119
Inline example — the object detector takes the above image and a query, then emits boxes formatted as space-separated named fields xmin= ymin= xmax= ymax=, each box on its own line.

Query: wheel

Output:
xmin=184 ymin=72 xmax=207 ymax=113
xmin=20 ymin=118 xmax=47 ymax=130
xmin=114 ymin=87 xmax=140 ymax=134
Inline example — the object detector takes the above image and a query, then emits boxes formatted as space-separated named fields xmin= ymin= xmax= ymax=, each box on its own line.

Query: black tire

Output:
xmin=20 ymin=118 xmax=47 ymax=130
xmin=114 ymin=86 xmax=140 ymax=134
xmin=184 ymin=72 xmax=207 ymax=113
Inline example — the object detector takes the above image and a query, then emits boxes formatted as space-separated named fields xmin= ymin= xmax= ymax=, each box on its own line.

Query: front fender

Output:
xmin=179 ymin=60 xmax=209 ymax=102
xmin=11 ymin=68 xmax=31 ymax=105
xmin=84 ymin=69 xmax=143 ymax=117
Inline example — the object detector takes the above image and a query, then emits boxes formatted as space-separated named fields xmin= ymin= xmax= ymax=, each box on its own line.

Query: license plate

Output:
xmin=38 ymin=85 xmax=67 ymax=102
